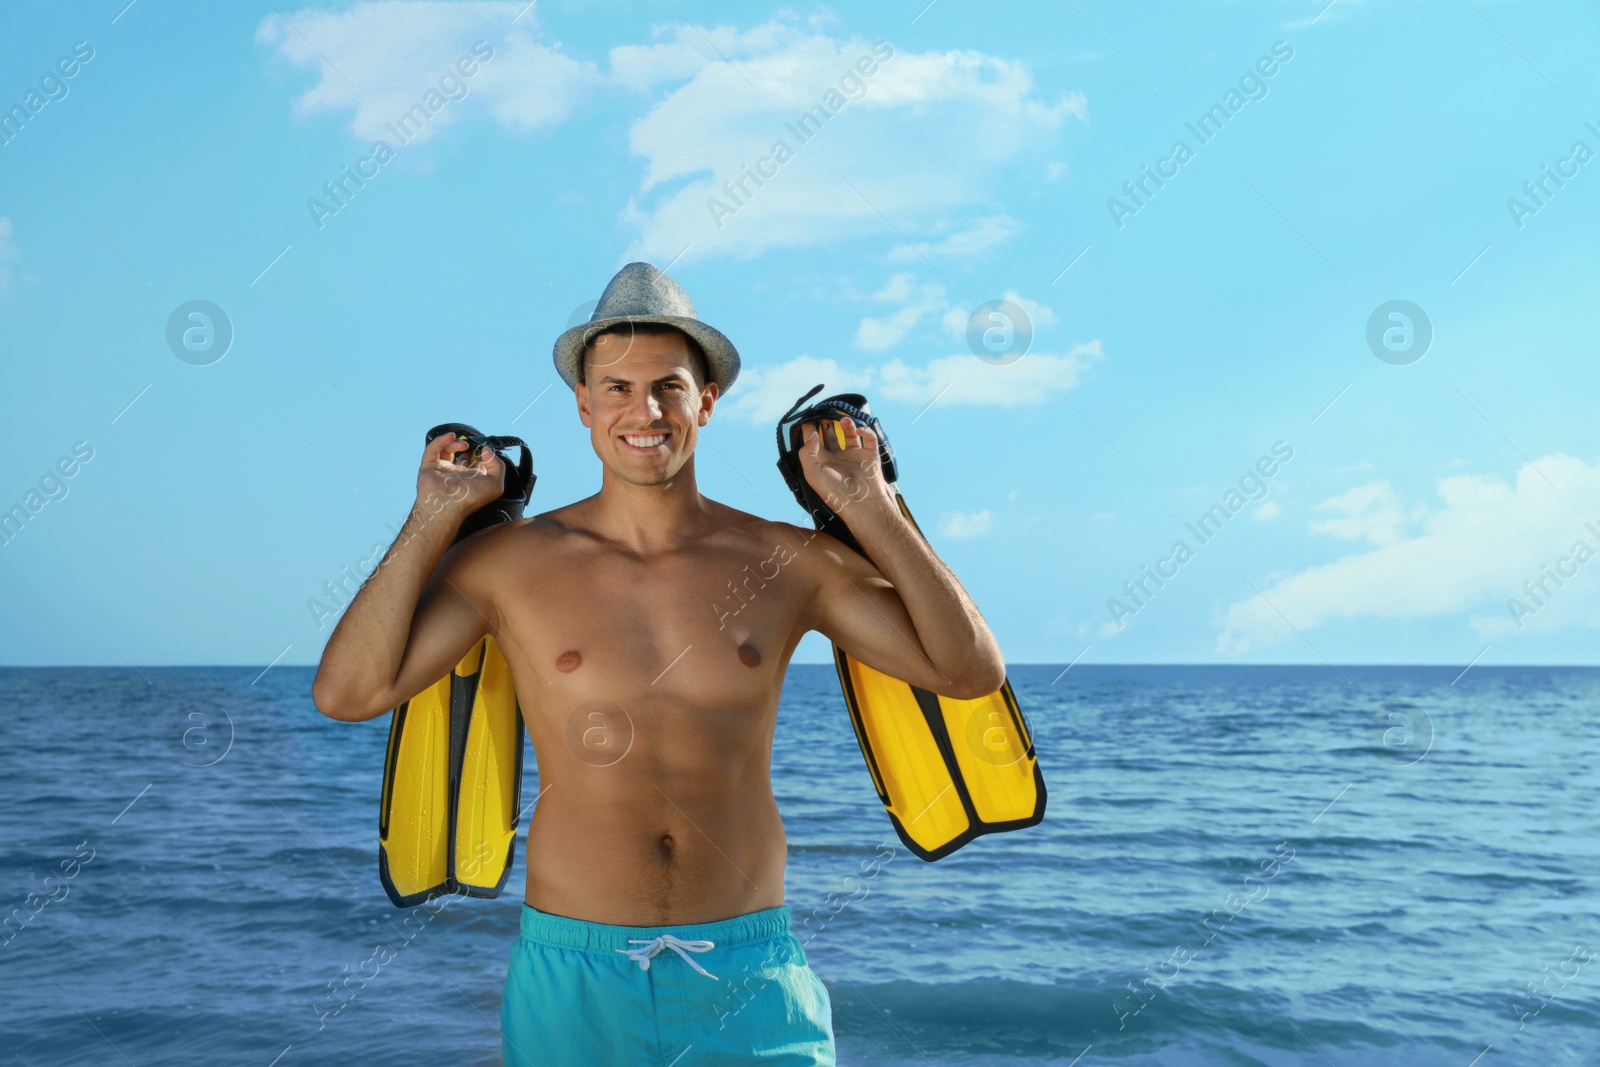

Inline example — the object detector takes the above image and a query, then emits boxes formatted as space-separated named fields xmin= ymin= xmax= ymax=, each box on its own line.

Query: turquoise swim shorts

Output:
xmin=501 ymin=902 xmax=836 ymax=1065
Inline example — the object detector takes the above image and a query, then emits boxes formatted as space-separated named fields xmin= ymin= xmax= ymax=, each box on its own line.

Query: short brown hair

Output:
xmin=580 ymin=322 xmax=710 ymax=389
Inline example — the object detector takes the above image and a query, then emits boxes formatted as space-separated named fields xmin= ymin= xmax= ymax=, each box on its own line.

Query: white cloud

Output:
xmin=939 ymin=510 xmax=995 ymax=539
xmin=998 ymin=289 xmax=1058 ymax=329
xmin=1253 ymin=501 xmax=1282 ymax=521
xmin=1217 ymin=454 xmax=1600 ymax=652
xmin=878 ymin=340 xmax=1102 ymax=408
xmin=870 ymin=273 xmax=917 ymax=303
xmin=717 ymin=340 xmax=1104 ymax=425
xmin=886 ymin=214 xmax=1023 ymax=262
xmin=715 ymin=353 xmax=872 ymax=426
xmin=0 ymin=218 xmax=16 ymax=289
xmin=855 ymin=312 xmax=923 ymax=352
xmin=1309 ymin=481 xmax=1407 ymax=545
xmin=617 ymin=19 xmax=1085 ymax=261
xmin=608 ymin=18 xmax=819 ymax=92
xmin=257 ymin=11 xmax=1083 ymax=263
xmin=939 ymin=306 xmax=969 ymax=340
xmin=940 ymin=288 xmax=1058 ymax=349
xmin=992 ymin=287 xmax=1056 ymax=334
xmin=864 ymin=280 xmax=1057 ymax=354
xmin=855 ymin=275 xmax=946 ymax=351
xmin=608 ymin=36 xmax=719 ymax=92
xmin=257 ymin=1 xmax=601 ymax=144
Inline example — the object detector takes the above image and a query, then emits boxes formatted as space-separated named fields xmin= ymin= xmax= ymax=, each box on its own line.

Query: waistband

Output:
xmin=519 ymin=903 xmax=793 ymax=954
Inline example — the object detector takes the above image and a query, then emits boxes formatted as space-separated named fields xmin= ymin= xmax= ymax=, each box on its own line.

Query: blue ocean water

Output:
xmin=2 ymin=664 xmax=1598 ymax=1066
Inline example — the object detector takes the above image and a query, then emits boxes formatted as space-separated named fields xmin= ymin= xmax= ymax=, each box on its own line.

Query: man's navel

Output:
xmin=737 ymin=642 xmax=761 ymax=668
xmin=556 ymin=650 xmax=582 ymax=673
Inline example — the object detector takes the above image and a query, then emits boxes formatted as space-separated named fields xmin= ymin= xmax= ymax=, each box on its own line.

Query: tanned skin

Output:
xmin=312 ymin=328 xmax=1006 ymax=925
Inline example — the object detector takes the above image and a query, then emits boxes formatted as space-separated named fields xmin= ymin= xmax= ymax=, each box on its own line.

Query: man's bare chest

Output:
xmin=489 ymin=528 xmax=817 ymax=719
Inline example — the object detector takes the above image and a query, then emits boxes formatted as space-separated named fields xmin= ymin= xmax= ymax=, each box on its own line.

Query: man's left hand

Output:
xmin=798 ymin=416 xmax=894 ymax=519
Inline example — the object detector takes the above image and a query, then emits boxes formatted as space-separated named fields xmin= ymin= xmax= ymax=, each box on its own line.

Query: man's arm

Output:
xmin=311 ymin=433 xmax=505 ymax=722
xmin=794 ymin=416 xmax=1006 ymax=700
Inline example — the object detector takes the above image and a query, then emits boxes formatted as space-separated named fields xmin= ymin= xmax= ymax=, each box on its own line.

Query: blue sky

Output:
xmin=2 ymin=0 xmax=1598 ymax=669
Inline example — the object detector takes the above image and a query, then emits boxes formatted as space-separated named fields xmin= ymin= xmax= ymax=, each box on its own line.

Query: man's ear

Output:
xmin=697 ymin=380 xmax=719 ymax=426
xmin=576 ymin=380 xmax=592 ymax=428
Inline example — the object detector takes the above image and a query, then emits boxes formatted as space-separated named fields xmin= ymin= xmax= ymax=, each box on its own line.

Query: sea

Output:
xmin=1 ymin=664 xmax=1598 ymax=1066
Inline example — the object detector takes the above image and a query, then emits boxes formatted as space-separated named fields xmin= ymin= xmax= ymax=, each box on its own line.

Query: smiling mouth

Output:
xmin=620 ymin=432 xmax=670 ymax=451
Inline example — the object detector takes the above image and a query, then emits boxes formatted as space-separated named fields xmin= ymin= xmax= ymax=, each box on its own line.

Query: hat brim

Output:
xmin=553 ymin=315 xmax=740 ymax=395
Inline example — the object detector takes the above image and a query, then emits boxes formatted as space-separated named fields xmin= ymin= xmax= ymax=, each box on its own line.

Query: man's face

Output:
xmin=576 ymin=329 xmax=718 ymax=486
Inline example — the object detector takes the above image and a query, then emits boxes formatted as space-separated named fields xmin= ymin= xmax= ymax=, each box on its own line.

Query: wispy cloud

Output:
xmin=878 ymin=341 xmax=1102 ymax=408
xmin=939 ymin=509 xmax=995 ymax=539
xmin=863 ymin=279 xmax=1060 ymax=355
xmin=887 ymin=214 xmax=1023 ymax=263
xmin=716 ymin=340 xmax=1105 ymax=425
xmin=616 ymin=17 xmax=1084 ymax=261
xmin=1218 ymin=454 xmax=1600 ymax=651
xmin=939 ymin=289 xmax=1058 ymax=344
xmin=1309 ymin=480 xmax=1409 ymax=545
xmin=257 ymin=1 xmax=601 ymax=144
xmin=257 ymin=9 xmax=1082 ymax=265
xmin=0 ymin=217 xmax=17 ymax=289
xmin=716 ymin=353 xmax=873 ymax=426
xmin=855 ymin=274 xmax=946 ymax=351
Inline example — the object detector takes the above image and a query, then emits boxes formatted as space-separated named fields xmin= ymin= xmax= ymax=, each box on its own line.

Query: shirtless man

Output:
xmin=312 ymin=263 xmax=1005 ymax=1065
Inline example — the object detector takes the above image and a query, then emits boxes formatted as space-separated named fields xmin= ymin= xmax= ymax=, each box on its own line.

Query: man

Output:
xmin=312 ymin=262 xmax=1006 ymax=1065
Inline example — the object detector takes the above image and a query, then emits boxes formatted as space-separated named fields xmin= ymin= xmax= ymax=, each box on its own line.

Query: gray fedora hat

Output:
xmin=553 ymin=262 xmax=740 ymax=395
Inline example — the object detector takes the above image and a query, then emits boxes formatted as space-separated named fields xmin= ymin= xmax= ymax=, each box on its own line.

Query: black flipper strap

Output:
xmin=773 ymin=384 xmax=898 ymax=559
xmin=424 ymin=423 xmax=537 ymax=543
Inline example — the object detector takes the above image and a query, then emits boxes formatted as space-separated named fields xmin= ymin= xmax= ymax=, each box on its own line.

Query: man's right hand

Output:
xmin=419 ymin=431 xmax=506 ymax=519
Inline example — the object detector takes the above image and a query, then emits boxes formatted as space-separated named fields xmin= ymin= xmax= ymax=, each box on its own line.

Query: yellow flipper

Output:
xmin=378 ymin=637 xmax=526 ymax=907
xmin=834 ymin=643 xmax=1044 ymax=861
xmin=774 ymin=385 xmax=1048 ymax=859
xmin=454 ymin=638 xmax=523 ymax=893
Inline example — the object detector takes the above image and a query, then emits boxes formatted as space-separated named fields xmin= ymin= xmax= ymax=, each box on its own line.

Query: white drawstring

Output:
xmin=616 ymin=935 xmax=719 ymax=980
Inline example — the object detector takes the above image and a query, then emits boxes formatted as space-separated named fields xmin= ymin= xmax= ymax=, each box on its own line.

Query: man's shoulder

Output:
xmin=710 ymin=507 xmax=865 ymax=589
xmin=451 ymin=512 xmax=563 ymax=559
xmin=707 ymin=500 xmax=816 ymax=547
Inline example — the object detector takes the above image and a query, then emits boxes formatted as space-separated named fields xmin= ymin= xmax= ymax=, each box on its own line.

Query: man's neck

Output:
xmin=587 ymin=461 xmax=715 ymax=555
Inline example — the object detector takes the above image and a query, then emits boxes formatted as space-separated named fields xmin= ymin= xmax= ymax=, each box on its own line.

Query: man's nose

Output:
xmin=628 ymin=387 xmax=664 ymax=421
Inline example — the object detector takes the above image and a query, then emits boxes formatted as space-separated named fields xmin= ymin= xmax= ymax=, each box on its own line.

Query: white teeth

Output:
xmin=623 ymin=434 xmax=667 ymax=448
